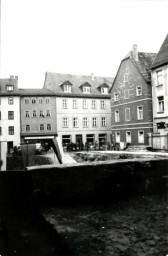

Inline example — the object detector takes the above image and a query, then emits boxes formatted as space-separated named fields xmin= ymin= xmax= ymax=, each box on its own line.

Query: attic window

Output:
xmin=101 ymin=87 xmax=108 ymax=94
xmin=64 ymin=84 xmax=72 ymax=93
xmin=83 ymin=86 xmax=90 ymax=93
xmin=7 ymin=85 xmax=14 ymax=92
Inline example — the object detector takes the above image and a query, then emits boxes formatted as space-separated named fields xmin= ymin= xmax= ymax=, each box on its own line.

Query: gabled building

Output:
xmin=20 ymin=88 xmax=57 ymax=144
xmin=111 ymin=45 xmax=156 ymax=147
xmin=44 ymin=72 xmax=113 ymax=148
xmin=151 ymin=34 xmax=168 ymax=150
xmin=0 ymin=76 xmax=21 ymax=170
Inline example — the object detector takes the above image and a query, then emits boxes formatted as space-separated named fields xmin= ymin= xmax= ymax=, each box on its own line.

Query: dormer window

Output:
xmin=101 ymin=87 xmax=108 ymax=94
xmin=7 ymin=85 xmax=14 ymax=91
xmin=64 ymin=84 xmax=72 ymax=93
xmin=83 ymin=86 xmax=90 ymax=93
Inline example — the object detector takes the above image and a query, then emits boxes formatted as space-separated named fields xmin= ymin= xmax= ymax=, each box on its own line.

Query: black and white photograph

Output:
xmin=0 ymin=0 xmax=168 ymax=255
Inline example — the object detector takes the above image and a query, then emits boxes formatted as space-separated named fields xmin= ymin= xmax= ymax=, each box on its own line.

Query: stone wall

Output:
xmin=29 ymin=159 xmax=168 ymax=206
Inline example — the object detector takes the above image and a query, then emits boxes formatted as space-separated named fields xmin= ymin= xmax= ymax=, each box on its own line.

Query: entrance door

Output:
xmin=7 ymin=141 xmax=13 ymax=154
xmin=76 ymin=135 xmax=83 ymax=149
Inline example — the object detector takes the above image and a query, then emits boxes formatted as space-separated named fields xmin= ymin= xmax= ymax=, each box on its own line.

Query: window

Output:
xmin=72 ymin=100 xmax=78 ymax=109
xmin=136 ymin=86 xmax=142 ymax=96
xmin=46 ymin=110 xmax=51 ymax=117
xmin=26 ymin=125 xmax=31 ymax=132
xmin=125 ymin=108 xmax=130 ymax=121
xmin=124 ymin=89 xmax=129 ymax=99
xmin=92 ymin=100 xmax=96 ymax=109
xmin=101 ymin=100 xmax=106 ymax=109
xmin=137 ymin=106 xmax=143 ymax=120
xmin=83 ymin=117 xmax=88 ymax=128
xmin=115 ymin=110 xmax=119 ymax=122
xmin=25 ymin=111 xmax=30 ymax=118
xmin=83 ymin=100 xmax=88 ymax=109
xmin=101 ymin=117 xmax=107 ymax=127
xmin=83 ymin=86 xmax=90 ymax=93
xmin=124 ymin=73 xmax=129 ymax=82
xmin=7 ymin=85 xmax=14 ymax=91
xmin=158 ymin=96 xmax=164 ymax=112
xmin=86 ymin=134 xmax=95 ymax=144
xmin=156 ymin=70 xmax=162 ymax=86
xmin=46 ymin=98 xmax=50 ymax=104
xmin=64 ymin=85 xmax=71 ymax=93
xmin=38 ymin=98 xmax=43 ymax=104
xmin=115 ymin=132 xmax=120 ymax=143
xmin=101 ymin=87 xmax=108 ymax=94
xmin=62 ymin=135 xmax=71 ymax=145
xmin=40 ymin=124 xmax=44 ymax=131
xmin=8 ymin=97 xmax=14 ymax=105
xmin=63 ymin=117 xmax=68 ymax=128
xmin=32 ymin=110 xmax=36 ymax=118
xmin=47 ymin=124 xmax=51 ymax=130
xmin=126 ymin=131 xmax=131 ymax=143
xmin=63 ymin=99 xmax=68 ymax=109
xmin=8 ymin=126 xmax=14 ymax=135
xmin=73 ymin=117 xmax=79 ymax=128
xmin=39 ymin=110 xmax=44 ymax=117
xmin=138 ymin=130 xmax=144 ymax=144
xmin=32 ymin=98 xmax=36 ymax=104
xmin=0 ymin=111 xmax=1 ymax=120
xmin=114 ymin=93 xmax=118 ymax=102
xmin=0 ymin=127 xmax=1 ymax=135
xmin=25 ymin=98 xmax=29 ymax=104
xmin=8 ymin=111 xmax=14 ymax=120
xmin=92 ymin=117 xmax=98 ymax=127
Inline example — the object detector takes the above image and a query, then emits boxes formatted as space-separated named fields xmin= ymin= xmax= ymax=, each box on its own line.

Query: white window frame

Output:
xmin=101 ymin=117 xmax=107 ymax=127
xmin=92 ymin=100 xmax=96 ymax=109
xmin=64 ymin=84 xmax=72 ymax=93
xmin=92 ymin=117 xmax=98 ymax=127
xmin=39 ymin=110 xmax=44 ymax=117
xmin=73 ymin=117 xmax=79 ymax=128
xmin=101 ymin=87 xmax=108 ymax=94
xmin=25 ymin=111 xmax=30 ymax=118
xmin=46 ymin=97 xmax=50 ymax=104
xmin=32 ymin=98 xmax=36 ymax=104
xmin=157 ymin=96 xmax=164 ymax=112
xmin=83 ymin=86 xmax=90 ymax=93
xmin=72 ymin=99 xmax=78 ymax=109
xmin=126 ymin=131 xmax=131 ymax=143
xmin=46 ymin=110 xmax=51 ymax=117
xmin=136 ymin=86 xmax=142 ymax=96
xmin=83 ymin=100 xmax=88 ymax=109
xmin=62 ymin=117 xmax=69 ymax=128
xmin=115 ymin=131 xmax=120 ymax=143
xmin=47 ymin=124 xmax=51 ymax=130
xmin=38 ymin=98 xmax=43 ymax=104
xmin=137 ymin=106 xmax=143 ymax=120
xmin=39 ymin=124 xmax=45 ymax=131
xmin=32 ymin=110 xmax=37 ymax=118
xmin=114 ymin=93 xmax=118 ymax=102
xmin=115 ymin=110 xmax=119 ymax=122
xmin=125 ymin=108 xmax=130 ymax=121
xmin=138 ymin=130 xmax=144 ymax=144
xmin=8 ymin=126 xmax=14 ymax=135
xmin=101 ymin=100 xmax=106 ymax=109
xmin=26 ymin=125 xmax=31 ymax=132
xmin=7 ymin=85 xmax=14 ymax=91
xmin=24 ymin=98 xmax=29 ymax=104
xmin=62 ymin=99 xmax=68 ymax=109
xmin=156 ymin=70 xmax=163 ymax=86
xmin=83 ymin=117 xmax=89 ymax=128
xmin=8 ymin=97 xmax=14 ymax=105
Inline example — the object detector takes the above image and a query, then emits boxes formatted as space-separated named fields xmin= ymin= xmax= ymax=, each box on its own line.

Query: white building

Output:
xmin=0 ymin=76 xmax=21 ymax=170
xmin=44 ymin=72 xmax=113 ymax=149
xmin=151 ymin=34 xmax=168 ymax=150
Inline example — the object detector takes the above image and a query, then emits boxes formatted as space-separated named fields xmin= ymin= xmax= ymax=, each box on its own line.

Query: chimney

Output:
xmin=91 ymin=73 xmax=94 ymax=81
xmin=15 ymin=76 xmax=18 ymax=80
xmin=132 ymin=44 xmax=138 ymax=61
xmin=10 ymin=75 xmax=14 ymax=79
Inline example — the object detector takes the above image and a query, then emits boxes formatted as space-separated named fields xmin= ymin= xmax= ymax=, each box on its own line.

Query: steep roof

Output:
xmin=0 ymin=78 xmax=21 ymax=96
xmin=43 ymin=72 xmax=114 ymax=98
xmin=151 ymin=34 xmax=168 ymax=69
xmin=19 ymin=88 xmax=55 ymax=96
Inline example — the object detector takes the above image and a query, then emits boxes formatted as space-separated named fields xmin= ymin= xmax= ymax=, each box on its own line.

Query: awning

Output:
xmin=25 ymin=136 xmax=55 ymax=140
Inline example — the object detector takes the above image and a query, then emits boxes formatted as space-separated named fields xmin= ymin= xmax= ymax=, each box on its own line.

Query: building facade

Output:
xmin=151 ymin=34 xmax=168 ymax=150
xmin=20 ymin=89 xmax=57 ymax=145
xmin=0 ymin=76 xmax=21 ymax=170
xmin=111 ymin=45 xmax=156 ymax=147
xmin=44 ymin=72 xmax=113 ymax=148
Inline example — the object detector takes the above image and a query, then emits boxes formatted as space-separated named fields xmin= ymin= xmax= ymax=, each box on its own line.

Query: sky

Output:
xmin=1 ymin=0 xmax=168 ymax=88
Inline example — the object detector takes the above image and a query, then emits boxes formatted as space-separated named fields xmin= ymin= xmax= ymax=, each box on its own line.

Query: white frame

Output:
xmin=137 ymin=105 xmax=143 ymax=120
xmin=138 ymin=130 xmax=144 ymax=144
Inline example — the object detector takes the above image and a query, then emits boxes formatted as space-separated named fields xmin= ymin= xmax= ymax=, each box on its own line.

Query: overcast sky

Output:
xmin=1 ymin=0 xmax=168 ymax=88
